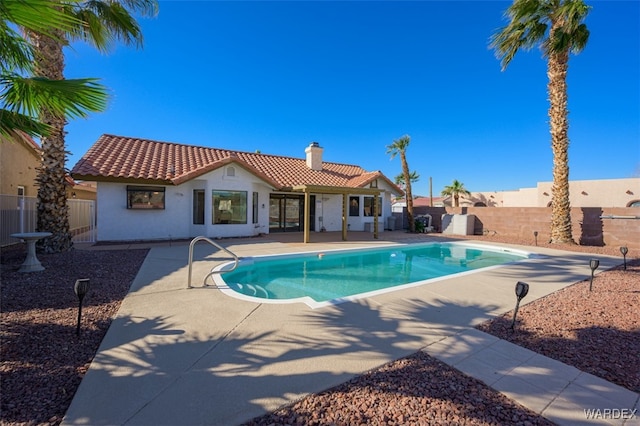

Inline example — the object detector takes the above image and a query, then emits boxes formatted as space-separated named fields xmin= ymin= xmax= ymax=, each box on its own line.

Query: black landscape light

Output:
xmin=589 ymin=259 xmax=599 ymax=292
xmin=620 ymin=246 xmax=628 ymax=271
xmin=533 ymin=231 xmax=538 ymax=246
xmin=74 ymin=279 xmax=90 ymax=336
xmin=510 ymin=281 xmax=529 ymax=330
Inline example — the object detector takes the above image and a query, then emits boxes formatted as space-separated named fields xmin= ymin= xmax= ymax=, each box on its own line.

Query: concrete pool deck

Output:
xmin=63 ymin=232 xmax=640 ymax=426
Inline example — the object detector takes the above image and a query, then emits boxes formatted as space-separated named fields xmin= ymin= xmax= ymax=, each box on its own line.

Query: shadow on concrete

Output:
xmin=61 ymin=296 xmax=505 ymax=425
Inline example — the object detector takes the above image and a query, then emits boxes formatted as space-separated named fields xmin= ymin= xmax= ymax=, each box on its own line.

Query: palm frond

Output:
xmin=490 ymin=0 xmax=550 ymax=70
xmin=0 ymin=0 xmax=81 ymax=39
xmin=1 ymin=74 xmax=108 ymax=119
xmin=71 ymin=0 xmax=158 ymax=51
xmin=0 ymin=108 xmax=50 ymax=138
xmin=386 ymin=134 xmax=410 ymax=158
xmin=491 ymin=0 xmax=590 ymax=68
xmin=0 ymin=24 xmax=34 ymax=72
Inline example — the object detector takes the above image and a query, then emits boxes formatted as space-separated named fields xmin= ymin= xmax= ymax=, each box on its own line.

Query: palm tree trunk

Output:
xmin=548 ymin=49 xmax=574 ymax=244
xmin=30 ymin=28 xmax=73 ymax=253
xmin=401 ymin=153 xmax=415 ymax=232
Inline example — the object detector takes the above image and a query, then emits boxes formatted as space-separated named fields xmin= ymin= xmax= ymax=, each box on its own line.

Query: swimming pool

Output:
xmin=212 ymin=242 xmax=530 ymax=308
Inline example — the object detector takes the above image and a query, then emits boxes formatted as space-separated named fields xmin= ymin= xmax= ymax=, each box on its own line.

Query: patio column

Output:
xmin=304 ymin=191 xmax=311 ymax=243
xmin=342 ymin=193 xmax=348 ymax=241
xmin=373 ymin=195 xmax=379 ymax=239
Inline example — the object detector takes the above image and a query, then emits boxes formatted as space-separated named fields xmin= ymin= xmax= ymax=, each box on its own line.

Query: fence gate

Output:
xmin=68 ymin=199 xmax=96 ymax=244
xmin=0 ymin=195 xmax=96 ymax=246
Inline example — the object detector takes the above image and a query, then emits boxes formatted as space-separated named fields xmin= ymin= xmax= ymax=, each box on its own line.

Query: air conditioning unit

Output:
xmin=441 ymin=214 xmax=475 ymax=235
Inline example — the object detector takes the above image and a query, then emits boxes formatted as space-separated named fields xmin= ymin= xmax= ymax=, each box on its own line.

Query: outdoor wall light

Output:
xmin=620 ymin=246 xmax=628 ymax=270
xmin=589 ymin=260 xmax=599 ymax=292
xmin=74 ymin=279 xmax=90 ymax=336
xmin=533 ymin=231 xmax=538 ymax=246
xmin=510 ymin=281 xmax=529 ymax=330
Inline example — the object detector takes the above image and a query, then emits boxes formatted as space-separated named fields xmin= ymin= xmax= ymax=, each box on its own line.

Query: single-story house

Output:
xmin=70 ymin=134 xmax=404 ymax=243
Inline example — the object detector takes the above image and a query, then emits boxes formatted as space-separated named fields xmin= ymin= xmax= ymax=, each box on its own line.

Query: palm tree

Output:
xmin=1 ymin=0 xmax=108 ymax=139
xmin=441 ymin=179 xmax=470 ymax=208
xmin=490 ymin=0 xmax=590 ymax=244
xmin=26 ymin=0 xmax=158 ymax=253
xmin=394 ymin=171 xmax=420 ymax=187
xmin=387 ymin=135 xmax=416 ymax=232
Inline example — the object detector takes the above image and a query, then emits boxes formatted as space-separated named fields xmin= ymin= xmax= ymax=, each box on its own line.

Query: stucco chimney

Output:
xmin=305 ymin=141 xmax=323 ymax=171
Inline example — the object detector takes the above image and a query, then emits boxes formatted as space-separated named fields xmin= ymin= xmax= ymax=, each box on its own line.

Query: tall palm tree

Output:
xmin=491 ymin=0 xmax=590 ymax=244
xmin=1 ymin=0 xmax=108 ymax=139
xmin=441 ymin=179 xmax=470 ymax=208
xmin=27 ymin=0 xmax=158 ymax=253
xmin=387 ymin=135 xmax=415 ymax=232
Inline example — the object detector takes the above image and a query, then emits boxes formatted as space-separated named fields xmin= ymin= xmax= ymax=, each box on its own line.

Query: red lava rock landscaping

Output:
xmin=477 ymin=259 xmax=640 ymax=394
xmin=1 ymin=245 xmax=148 ymax=426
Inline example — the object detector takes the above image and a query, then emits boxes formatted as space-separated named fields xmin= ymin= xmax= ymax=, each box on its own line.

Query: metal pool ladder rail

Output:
xmin=187 ymin=236 xmax=239 ymax=289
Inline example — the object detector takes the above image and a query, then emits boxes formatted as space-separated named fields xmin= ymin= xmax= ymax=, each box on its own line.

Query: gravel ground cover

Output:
xmin=1 ymin=246 xmax=149 ymax=426
xmin=1 ymin=237 xmax=638 ymax=426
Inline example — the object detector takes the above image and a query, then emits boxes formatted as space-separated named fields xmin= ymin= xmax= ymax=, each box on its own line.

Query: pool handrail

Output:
xmin=187 ymin=236 xmax=239 ymax=289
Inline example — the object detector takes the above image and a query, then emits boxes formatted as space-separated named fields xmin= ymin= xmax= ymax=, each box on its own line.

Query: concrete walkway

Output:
xmin=63 ymin=232 xmax=639 ymax=425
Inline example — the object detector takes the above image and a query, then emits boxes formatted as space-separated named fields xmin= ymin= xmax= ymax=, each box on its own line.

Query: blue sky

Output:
xmin=64 ymin=0 xmax=639 ymax=196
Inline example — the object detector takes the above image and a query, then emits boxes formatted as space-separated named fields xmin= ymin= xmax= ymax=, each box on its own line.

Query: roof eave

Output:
xmin=292 ymin=184 xmax=383 ymax=195
xmin=71 ymin=174 xmax=174 ymax=186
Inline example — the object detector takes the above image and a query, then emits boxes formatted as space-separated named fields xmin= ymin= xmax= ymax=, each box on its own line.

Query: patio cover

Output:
xmin=291 ymin=184 xmax=384 ymax=243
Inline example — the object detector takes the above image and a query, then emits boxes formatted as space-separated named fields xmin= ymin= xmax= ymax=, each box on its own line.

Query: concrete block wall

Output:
xmin=407 ymin=206 xmax=640 ymax=249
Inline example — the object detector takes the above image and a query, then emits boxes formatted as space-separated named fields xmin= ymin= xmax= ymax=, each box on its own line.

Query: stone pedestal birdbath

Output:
xmin=10 ymin=232 xmax=52 ymax=272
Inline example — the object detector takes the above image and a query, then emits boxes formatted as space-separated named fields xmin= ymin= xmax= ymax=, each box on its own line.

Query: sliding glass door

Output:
xmin=269 ymin=194 xmax=314 ymax=232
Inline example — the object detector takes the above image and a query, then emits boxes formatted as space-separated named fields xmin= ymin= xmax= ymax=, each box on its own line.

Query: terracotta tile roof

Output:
xmin=71 ymin=134 xmax=402 ymax=194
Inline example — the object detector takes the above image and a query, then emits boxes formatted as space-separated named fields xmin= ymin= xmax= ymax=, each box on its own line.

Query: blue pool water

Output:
xmin=214 ymin=242 xmax=529 ymax=307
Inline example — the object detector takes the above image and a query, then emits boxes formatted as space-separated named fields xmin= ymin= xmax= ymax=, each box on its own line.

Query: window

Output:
xmin=127 ymin=186 xmax=165 ymax=209
xmin=193 ymin=189 xmax=205 ymax=224
xmin=363 ymin=196 xmax=382 ymax=216
xmin=349 ymin=197 xmax=359 ymax=216
xmin=252 ymin=192 xmax=259 ymax=223
xmin=212 ymin=190 xmax=247 ymax=224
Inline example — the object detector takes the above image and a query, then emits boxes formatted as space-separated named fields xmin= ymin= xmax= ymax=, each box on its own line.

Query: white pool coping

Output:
xmin=212 ymin=241 xmax=537 ymax=309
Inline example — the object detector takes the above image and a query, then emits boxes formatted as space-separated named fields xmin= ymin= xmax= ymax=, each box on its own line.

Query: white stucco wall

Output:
xmin=97 ymin=183 xmax=191 ymax=241
xmin=343 ymin=194 xmax=386 ymax=232
xmin=202 ymin=166 xmax=272 ymax=239
xmin=96 ymin=164 xmax=274 ymax=242
xmin=316 ymin=181 xmax=396 ymax=232
xmin=315 ymin=194 xmax=341 ymax=231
